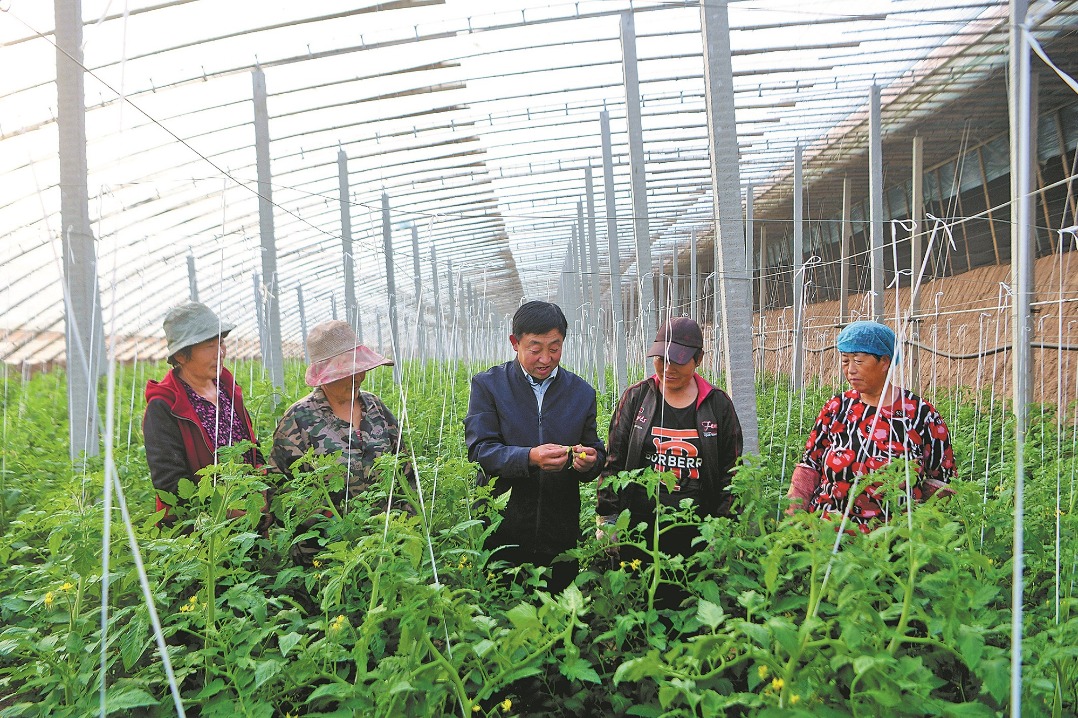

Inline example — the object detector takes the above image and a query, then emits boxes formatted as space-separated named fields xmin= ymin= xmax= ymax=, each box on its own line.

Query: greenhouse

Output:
xmin=1 ymin=0 xmax=1077 ymax=715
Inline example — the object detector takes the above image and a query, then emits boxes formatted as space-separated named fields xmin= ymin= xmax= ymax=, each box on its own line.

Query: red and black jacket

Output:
xmin=143 ymin=367 xmax=263 ymax=517
xmin=597 ymin=374 xmax=743 ymax=526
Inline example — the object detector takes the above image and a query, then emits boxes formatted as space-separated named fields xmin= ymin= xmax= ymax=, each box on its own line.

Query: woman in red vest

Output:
xmin=143 ymin=302 xmax=264 ymax=526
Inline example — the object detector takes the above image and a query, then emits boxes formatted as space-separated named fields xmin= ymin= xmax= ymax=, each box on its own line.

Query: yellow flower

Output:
xmin=790 ymin=694 xmax=801 ymax=705
xmin=487 ymin=572 xmax=495 ymax=581
xmin=757 ymin=664 xmax=769 ymax=680
xmin=188 ymin=595 xmax=198 ymax=604
xmin=44 ymin=592 xmax=55 ymax=609
xmin=630 ymin=559 xmax=642 ymax=571
xmin=312 ymin=560 xmax=322 ymax=568
xmin=61 ymin=582 xmax=74 ymax=592
xmin=500 ymin=698 xmax=512 ymax=712
xmin=331 ymin=615 xmax=346 ymax=632
xmin=459 ymin=556 xmax=470 ymax=569
xmin=472 ymin=706 xmax=480 ymax=713
xmin=771 ymin=677 xmax=784 ymax=691
xmin=619 ymin=561 xmax=627 ymax=569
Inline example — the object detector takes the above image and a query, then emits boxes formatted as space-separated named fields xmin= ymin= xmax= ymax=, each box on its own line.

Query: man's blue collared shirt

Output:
xmin=521 ymin=364 xmax=559 ymax=415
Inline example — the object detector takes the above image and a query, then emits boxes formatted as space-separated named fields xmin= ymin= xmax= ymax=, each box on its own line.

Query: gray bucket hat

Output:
xmin=163 ymin=302 xmax=234 ymax=359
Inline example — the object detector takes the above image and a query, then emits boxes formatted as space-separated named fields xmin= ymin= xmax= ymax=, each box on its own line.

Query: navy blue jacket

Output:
xmin=465 ymin=360 xmax=606 ymax=558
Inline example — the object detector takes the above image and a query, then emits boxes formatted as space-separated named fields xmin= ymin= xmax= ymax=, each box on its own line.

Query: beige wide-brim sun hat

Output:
xmin=304 ymin=320 xmax=393 ymax=387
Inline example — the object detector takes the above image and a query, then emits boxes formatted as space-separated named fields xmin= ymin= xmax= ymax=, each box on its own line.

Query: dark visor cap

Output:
xmin=647 ymin=316 xmax=704 ymax=365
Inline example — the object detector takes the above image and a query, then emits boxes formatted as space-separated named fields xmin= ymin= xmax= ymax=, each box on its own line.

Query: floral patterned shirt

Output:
xmin=270 ymin=387 xmax=410 ymax=512
xmin=180 ymin=377 xmax=251 ymax=451
xmin=800 ymin=388 xmax=956 ymax=532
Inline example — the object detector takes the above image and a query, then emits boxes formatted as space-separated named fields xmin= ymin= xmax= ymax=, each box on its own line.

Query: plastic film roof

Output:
xmin=2 ymin=0 xmax=1077 ymax=364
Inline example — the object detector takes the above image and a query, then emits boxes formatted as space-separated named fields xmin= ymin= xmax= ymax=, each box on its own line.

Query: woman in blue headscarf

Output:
xmin=785 ymin=321 xmax=956 ymax=533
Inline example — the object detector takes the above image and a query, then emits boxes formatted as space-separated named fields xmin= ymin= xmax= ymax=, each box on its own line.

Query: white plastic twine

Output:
xmin=123 ymin=271 xmax=145 ymax=460
xmin=776 ymin=313 xmax=795 ymax=515
xmin=98 ymin=242 xmax=186 ymax=717
xmin=975 ymin=311 xmax=992 ymax=549
xmin=1056 ymin=227 xmax=1078 ymax=623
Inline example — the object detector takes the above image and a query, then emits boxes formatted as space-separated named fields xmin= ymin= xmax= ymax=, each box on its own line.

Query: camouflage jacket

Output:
xmin=271 ymin=387 xmax=411 ymax=511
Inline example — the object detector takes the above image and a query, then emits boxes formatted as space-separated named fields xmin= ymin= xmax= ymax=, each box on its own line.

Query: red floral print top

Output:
xmin=800 ymin=388 xmax=956 ymax=533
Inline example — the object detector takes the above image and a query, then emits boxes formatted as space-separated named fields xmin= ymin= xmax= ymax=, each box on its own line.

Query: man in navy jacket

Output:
xmin=465 ymin=301 xmax=606 ymax=593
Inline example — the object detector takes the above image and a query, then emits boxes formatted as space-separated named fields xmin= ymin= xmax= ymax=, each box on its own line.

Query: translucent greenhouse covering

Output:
xmin=3 ymin=0 xmax=1076 ymax=368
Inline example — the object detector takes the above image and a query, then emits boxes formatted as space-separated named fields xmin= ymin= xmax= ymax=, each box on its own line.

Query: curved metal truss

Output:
xmin=1 ymin=0 xmax=1077 ymax=364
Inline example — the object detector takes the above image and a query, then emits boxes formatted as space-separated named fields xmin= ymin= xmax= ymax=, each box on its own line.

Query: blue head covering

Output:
xmin=836 ymin=321 xmax=895 ymax=358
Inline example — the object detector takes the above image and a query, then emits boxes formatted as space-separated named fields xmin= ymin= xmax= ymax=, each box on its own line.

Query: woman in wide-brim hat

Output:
xmin=784 ymin=320 xmax=957 ymax=533
xmin=143 ymin=301 xmax=265 ymax=524
xmin=270 ymin=320 xmax=412 ymax=516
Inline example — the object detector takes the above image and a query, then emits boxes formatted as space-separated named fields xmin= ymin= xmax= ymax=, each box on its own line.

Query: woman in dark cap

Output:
xmin=597 ymin=317 xmax=743 ymax=575
xmin=785 ymin=320 xmax=956 ymax=532
xmin=271 ymin=320 xmax=412 ymax=515
xmin=143 ymin=302 xmax=265 ymax=523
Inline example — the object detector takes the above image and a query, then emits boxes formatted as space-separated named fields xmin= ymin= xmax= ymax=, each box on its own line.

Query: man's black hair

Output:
xmin=512 ymin=301 xmax=568 ymax=339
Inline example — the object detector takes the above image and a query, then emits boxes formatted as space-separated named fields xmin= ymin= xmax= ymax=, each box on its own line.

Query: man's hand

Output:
xmin=569 ymin=445 xmax=598 ymax=472
xmin=529 ymin=444 xmax=599 ymax=472
xmin=530 ymin=443 xmax=576 ymax=471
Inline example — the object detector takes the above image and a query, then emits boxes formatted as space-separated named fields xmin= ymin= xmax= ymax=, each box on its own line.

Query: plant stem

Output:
xmin=886 ymin=548 xmax=920 ymax=656
xmin=422 ymin=631 xmax=472 ymax=713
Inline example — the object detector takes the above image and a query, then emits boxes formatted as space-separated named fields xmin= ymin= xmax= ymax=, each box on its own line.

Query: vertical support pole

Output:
xmin=576 ymin=200 xmax=589 ymax=307
xmin=792 ymin=145 xmax=805 ymax=391
xmin=56 ymin=0 xmax=105 ymax=458
xmin=447 ymin=260 xmax=457 ymax=360
xmin=671 ymin=241 xmax=680 ymax=315
xmin=431 ymin=245 xmax=442 ymax=361
xmin=467 ymin=281 xmax=476 ymax=364
xmin=376 ymin=313 xmax=384 ymax=355
xmin=745 ymin=183 xmax=754 ymax=313
xmin=382 ymin=193 xmax=401 ymax=384
xmin=338 ymin=150 xmax=357 ymax=328
xmin=621 ymin=11 xmax=657 ymax=351
xmin=601 ymin=110 xmax=628 ymax=396
xmin=869 ymin=84 xmax=885 ymax=321
xmin=331 ymin=294 xmax=338 ymax=321
xmin=701 ymin=0 xmax=758 ymax=451
xmin=560 ymin=247 xmax=577 ymax=323
xmin=586 ymin=165 xmax=605 ymax=392
xmin=839 ymin=176 xmax=852 ymax=322
xmin=252 ymin=67 xmax=284 ymax=391
xmin=569 ymin=224 xmax=580 ymax=334
xmin=187 ymin=255 xmax=199 ymax=302
xmin=576 ymin=200 xmax=590 ymax=373
xmin=910 ymin=136 xmax=924 ymax=391
xmin=1008 ymin=2 xmax=1034 ymax=710
xmin=411 ymin=224 xmax=425 ymax=361
xmin=758 ymin=225 xmax=768 ymax=373
xmin=252 ymin=272 xmax=267 ymax=364
xmin=657 ymin=256 xmax=667 ymax=326
xmin=690 ymin=226 xmax=699 ymax=323
xmin=296 ymin=285 xmax=310 ymax=363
